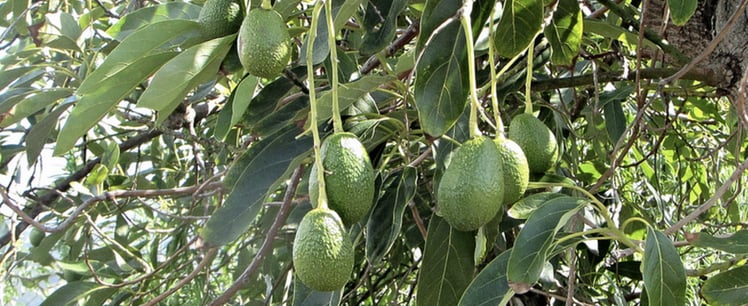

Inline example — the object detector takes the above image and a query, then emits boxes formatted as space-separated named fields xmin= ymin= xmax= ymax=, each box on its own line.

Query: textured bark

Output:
xmin=644 ymin=0 xmax=747 ymax=92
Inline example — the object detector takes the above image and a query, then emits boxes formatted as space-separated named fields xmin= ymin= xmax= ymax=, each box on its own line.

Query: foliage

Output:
xmin=1 ymin=0 xmax=747 ymax=305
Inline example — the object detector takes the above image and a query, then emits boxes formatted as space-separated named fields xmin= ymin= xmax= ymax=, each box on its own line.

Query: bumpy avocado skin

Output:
xmin=197 ymin=0 xmax=243 ymax=39
xmin=507 ymin=113 xmax=558 ymax=173
xmin=494 ymin=137 xmax=530 ymax=205
xmin=292 ymin=208 xmax=354 ymax=291
xmin=309 ymin=132 xmax=376 ymax=226
xmin=237 ymin=8 xmax=292 ymax=78
xmin=437 ymin=136 xmax=504 ymax=231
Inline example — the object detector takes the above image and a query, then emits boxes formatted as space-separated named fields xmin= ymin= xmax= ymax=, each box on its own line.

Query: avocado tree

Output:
xmin=1 ymin=0 xmax=748 ymax=304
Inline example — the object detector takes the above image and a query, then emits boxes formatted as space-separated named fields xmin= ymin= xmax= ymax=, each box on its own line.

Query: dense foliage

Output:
xmin=1 ymin=0 xmax=747 ymax=305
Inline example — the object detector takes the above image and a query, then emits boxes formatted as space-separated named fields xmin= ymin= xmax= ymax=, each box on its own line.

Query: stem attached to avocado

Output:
xmin=260 ymin=0 xmax=272 ymax=10
xmin=307 ymin=2 xmax=329 ymax=210
xmin=524 ymin=38 xmax=535 ymax=115
xmin=459 ymin=3 xmax=480 ymax=139
xmin=487 ymin=7 xmax=503 ymax=138
xmin=326 ymin=0 xmax=343 ymax=134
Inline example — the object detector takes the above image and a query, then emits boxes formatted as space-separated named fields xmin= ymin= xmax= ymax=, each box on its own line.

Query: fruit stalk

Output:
xmin=325 ymin=0 xmax=344 ymax=134
xmin=459 ymin=2 xmax=480 ymax=138
xmin=306 ymin=2 xmax=329 ymax=210
xmin=487 ymin=6 xmax=504 ymax=137
xmin=260 ymin=0 xmax=272 ymax=10
xmin=524 ymin=38 xmax=535 ymax=115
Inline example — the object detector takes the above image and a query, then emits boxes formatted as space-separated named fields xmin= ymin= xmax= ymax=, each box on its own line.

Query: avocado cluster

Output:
xmin=197 ymin=1 xmax=292 ymax=78
xmin=437 ymin=112 xmax=558 ymax=231
xmin=293 ymin=132 xmax=375 ymax=291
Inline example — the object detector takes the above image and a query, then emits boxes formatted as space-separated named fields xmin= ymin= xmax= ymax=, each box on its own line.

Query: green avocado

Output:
xmin=494 ymin=137 xmax=530 ymax=205
xmin=237 ymin=8 xmax=292 ymax=78
xmin=197 ymin=0 xmax=243 ymax=40
xmin=507 ymin=113 xmax=558 ymax=173
xmin=292 ymin=208 xmax=354 ymax=291
xmin=309 ymin=132 xmax=375 ymax=226
xmin=437 ymin=136 xmax=504 ymax=231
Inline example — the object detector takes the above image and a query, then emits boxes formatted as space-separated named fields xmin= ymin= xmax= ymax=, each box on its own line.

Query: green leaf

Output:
xmin=507 ymin=192 xmax=567 ymax=219
xmin=26 ymin=103 xmax=73 ymax=165
xmin=0 ymin=66 xmax=35 ymax=90
xmin=312 ymin=75 xmax=394 ymax=126
xmin=507 ymin=196 xmax=583 ymax=293
xmin=459 ymin=250 xmax=513 ymax=306
xmin=137 ymin=35 xmax=234 ymax=121
xmin=55 ymin=20 xmax=201 ymax=155
xmin=37 ymin=12 xmax=82 ymax=51
xmin=667 ymin=0 xmax=697 ymax=26
xmin=366 ymin=167 xmax=418 ymax=265
xmin=702 ymin=265 xmax=748 ymax=306
xmin=201 ymin=125 xmax=313 ymax=246
xmin=494 ymin=0 xmax=544 ymax=58
xmin=360 ymin=0 xmax=408 ymax=55
xmin=691 ymin=230 xmax=748 ymax=254
xmin=583 ymin=19 xmax=658 ymax=50
xmin=214 ymin=74 xmax=260 ymax=140
xmin=106 ymin=2 xmax=202 ymax=40
xmin=40 ymin=281 xmax=101 ymax=306
xmin=416 ymin=215 xmax=475 ymax=306
xmin=292 ymin=276 xmax=342 ymax=306
xmin=414 ymin=0 xmax=469 ymax=137
xmin=242 ymin=66 xmax=307 ymax=130
xmin=544 ymin=0 xmax=582 ymax=65
xmin=0 ymin=88 xmax=73 ymax=127
xmin=600 ymin=86 xmax=633 ymax=144
xmin=641 ymin=228 xmax=687 ymax=306
xmin=253 ymin=96 xmax=308 ymax=137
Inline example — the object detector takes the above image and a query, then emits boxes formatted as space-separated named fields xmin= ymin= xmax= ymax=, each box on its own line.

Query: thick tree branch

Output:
xmin=531 ymin=68 xmax=717 ymax=91
xmin=360 ymin=22 xmax=420 ymax=75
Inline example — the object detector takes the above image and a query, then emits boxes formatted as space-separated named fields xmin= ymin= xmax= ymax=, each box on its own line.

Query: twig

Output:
xmin=143 ymin=248 xmax=218 ymax=306
xmin=660 ymin=0 xmax=748 ymax=86
xmin=531 ymin=68 xmax=715 ymax=91
xmin=665 ymin=156 xmax=748 ymax=235
xmin=360 ymin=22 xmax=420 ymax=75
xmin=208 ymin=165 xmax=304 ymax=306
xmin=0 ymin=182 xmax=222 ymax=233
xmin=409 ymin=201 xmax=427 ymax=240
xmin=566 ymin=246 xmax=577 ymax=306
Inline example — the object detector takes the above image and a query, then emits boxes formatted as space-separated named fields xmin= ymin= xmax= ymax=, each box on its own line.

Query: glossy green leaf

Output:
xmin=242 ymin=66 xmax=307 ymax=129
xmin=292 ymin=276 xmax=342 ymax=306
xmin=253 ymin=96 xmax=308 ymax=137
xmin=459 ymin=250 xmax=513 ymax=306
xmin=0 ymin=88 xmax=73 ymax=127
xmin=55 ymin=20 xmax=200 ymax=155
xmin=667 ymin=0 xmax=697 ymax=26
xmin=600 ymin=86 xmax=633 ymax=144
xmin=691 ymin=230 xmax=748 ymax=254
xmin=37 ymin=12 xmax=82 ymax=51
xmin=312 ymin=75 xmax=394 ymax=125
xmin=40 ymin=281 xmax=101 ymax=306
xmin=0 ymin=66 xmax=35 ymax=90
xmin=507 ymin=192 xmax=567 ymax=219
xmin=641 ymin=228 xmax=687 ymax=306
xmin=360 ymin=0 xmax=408 ymax=55
xmin=366 ymin=166 xmax=418 ymax=265
xmin=507 ymin=196 xmax=583 ymax=293
xmin=214 ymin=75 xmax=260 ymax=140
xmin=26 ymin=103 xmax=72 ymax=165
xmin=201 ymin=125 xmax=312 ymax=246
xmin=414 ymin=0 xmax=469 ymax=137
xmin=494 ymin=0 xmax=544 ymax=58
xmin=137 ymin=35 xmax=234 ymax=120
xmin=702 ymin=265 xmax=748 ymax=306
xmin=544 ymin=0 xmax=582 ymax=65
xmin=416 ymin=216 xmax=475 ymax=306
xmin=106 ymin=2 xmax=202 ymax=40
xmin=55 ymin=53 xmax=176 ymax=155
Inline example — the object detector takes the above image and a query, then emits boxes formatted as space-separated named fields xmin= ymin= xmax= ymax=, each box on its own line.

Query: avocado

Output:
xmin=495 ymin=137 xmax=530 ymax=205
xmin=309 ymin=132 xmax=376 ymax=226
xmin=507 ymin=113 xmax=558 ymax=173
xmin=197 ymin=0 xmax=243 ymax=40
xmin=237 ymin=8 xmax=292 ymax=78
xmin=437 ymin=136 xmax=504 ymax=231
xmin=292 ymin=208 xmax=354 ymax=291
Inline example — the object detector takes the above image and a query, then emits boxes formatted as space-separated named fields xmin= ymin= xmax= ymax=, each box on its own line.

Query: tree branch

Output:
xmin=531 ymin=68 xmax=717 ymax=91
xmin=208 ymin=165 xmax=304 ymax=305
xmin=360 ymin=22 xmax=420 ymax=75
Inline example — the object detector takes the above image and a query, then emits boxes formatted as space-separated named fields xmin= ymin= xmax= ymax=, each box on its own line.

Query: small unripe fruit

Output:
xmin=237 ymin=8 xmax=292 ymax=78
xmin=508 ymin=113 xmax=558 ymax=173
xmin=292 ymin=208 xmax=353 ymax=291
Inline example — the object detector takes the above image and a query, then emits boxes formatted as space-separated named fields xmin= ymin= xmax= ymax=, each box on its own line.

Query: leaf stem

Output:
xmin=487 ymin=6 xmax=504 ymax=138
xmin=326 ymin=0 xmax=343 ymax=133
xmin=307 ymin=2 xmax=328 ymax=210
xmin=459 ymin=2 xmax=480 ymax=138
